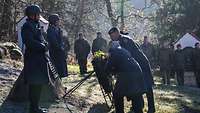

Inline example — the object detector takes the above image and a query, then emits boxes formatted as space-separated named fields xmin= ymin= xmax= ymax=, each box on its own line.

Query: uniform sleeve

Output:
xmin=47 ymin=28 xmax=61 ymax=50
xmin=74 ymin=41 xmax=78 ymax=54
xmin=129 ymin=39 xmax=150 ymax=67
xmin=21 ymin=25 xmax=46 ymax=52
xmin=92 ymin=40 xmax=96 ymax=54
xmin=103 ymin=39 xmax=108 ymax=52
xmin=85 ymin=40 xmax=91 ymax=55
xmin=104 ymin=52 xmax=115 ymax=74
xmin=65 ymin=39 xmax=71 ymax=52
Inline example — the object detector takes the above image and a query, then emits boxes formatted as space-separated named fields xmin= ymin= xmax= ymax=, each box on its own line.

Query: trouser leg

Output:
xmin=146 ymin=88 xmax=155 ymax=113
xmin=166 ymin=70 xmax=170 ymax=85
xmin=195 ymin=70 xmax=200 ymax=88
xmin=176 ymin=69 xmax=184 ymax=86
xmin=113 ymin=94 xmax=124 ymax=113
xmin=82 ymin=59 xmax=87 ymax=73
xmin=161 ymin=70 xmax=166 ymax=84
xmin=131 ymin=94 xmax=144 ymax=113
xmin=78 ymin=59 xmax=85 ymax=74
xmin=29 ymin=85 xmax=42 ymax=110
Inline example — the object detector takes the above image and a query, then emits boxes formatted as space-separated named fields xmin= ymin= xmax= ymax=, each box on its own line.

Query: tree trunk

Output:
xmin=120 ymin=0 xmax=125 ymax=30
xmin=104 ymin=0 xmax=118 ymax=27
xmin=0 ymin=0 xmax=14 ymax=41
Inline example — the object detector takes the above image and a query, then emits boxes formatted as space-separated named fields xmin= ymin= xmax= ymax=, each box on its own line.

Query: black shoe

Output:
xmin=30 ymin=108 xmax=48 ymax=113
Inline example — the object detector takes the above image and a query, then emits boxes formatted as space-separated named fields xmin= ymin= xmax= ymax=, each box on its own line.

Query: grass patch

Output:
xmin=68 ymin=64 xmax=93 ymax=74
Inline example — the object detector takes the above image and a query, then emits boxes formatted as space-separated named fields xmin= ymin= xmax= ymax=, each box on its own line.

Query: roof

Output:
xmin=174 ymin=33 xmax=200 ymax=49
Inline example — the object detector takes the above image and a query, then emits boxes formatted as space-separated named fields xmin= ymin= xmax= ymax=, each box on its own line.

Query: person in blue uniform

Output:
xmin=108 ymin=27 xmax=155 ymax=113
xmin=47 ymin=14 xmax=68 ymax=78
xmin=21 ymin=5 xmax=49 ymax=113
xmin=105 ymin=41 xmax=146 ymax=113
xmin=92 ymin=32 xmax=107 ymax=54
xmin=74 ymin=33 xmax=91 ymax=75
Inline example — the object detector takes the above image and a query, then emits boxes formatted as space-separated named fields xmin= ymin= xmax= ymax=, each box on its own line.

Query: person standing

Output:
xmin=92 ymin=32 xmax=107 ymax=54
xmin=108 ymin=27 xmax=155 ymax=113
xmin=158 ymin=43 xmax=173 ymax=85
xmin=105 ymin=41 xmax=146 ymax=113
xmin=174 ymin=44 xmax=185 ymax=86
xmin=74 ymin=33 xmax=90 ymax=75
xmin=192 ymin=42 xmax=200 ymax=88
xmin=47 ymin=14 xmax=68 ymax=78
xmin=140 ymin=36 xmax=156 ymax=69
xmin=21 ymin=5 xmax=49 ymax=113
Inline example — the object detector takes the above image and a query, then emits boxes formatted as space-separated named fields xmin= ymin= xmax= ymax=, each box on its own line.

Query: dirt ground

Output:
xmin=0 ymin=59 xmax=200 ymax=113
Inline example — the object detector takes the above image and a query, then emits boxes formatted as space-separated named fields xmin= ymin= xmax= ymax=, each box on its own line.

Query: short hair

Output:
xmin=97 ymin=32 xmax=101 ymax=35
xmin=176 ymin=44 xmax=181 ymax=48
xmin=120 ymin=31 xmax=129 ymax=35
xmin=144 ymin=36 xmax=148 ymax=38
xmin=195 ymin=42 xmax=199 ymax=47
xmin=108 ymin=27 xmax=119 ymax=34
xmin=78 ymin=33 xmax=83 ymax=37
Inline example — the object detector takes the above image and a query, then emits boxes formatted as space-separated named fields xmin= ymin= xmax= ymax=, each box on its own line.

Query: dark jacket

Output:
xmin=192 ymin=48 xmax=200 ymax=70
xmin=118 ymin=35 xmax=154 ymax=88
xmin=74 ymin=38 xmax=90 ymax=59
xmin=174 ymin=49 xmax=184 ymax=70
xmin=140 ymin=43 xmax=156 ymax=66
xmin=158 ymin=47 xmax=174 ymax=71
xmin=21 ymin=19 xmax=49 ymax=85
xmin=105 ymin=47 xmax=146 ymax=97
xmin=92 ymin=37 xmax=107 ymax=54
xmin=47 ymin=25 xmax=68 ymax=78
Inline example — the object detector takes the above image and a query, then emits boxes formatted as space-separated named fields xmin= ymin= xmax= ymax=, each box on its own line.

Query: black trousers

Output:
xmin=161 ymin=70 xmax=170 ymax=85
xmin=146 ymin=88 xmax=155 ymax=113
xmin=194 ymin=69 xmax=200 ymax=88
xmin=176 ymin=69 xmax=184 ymax=86
xmin=77 ymin=59 xmax=87 ymax=74
xmin=29 ymin=85 xmax=42 ymax=109
xmin=113 ymin=94 xmax=144 ymax=113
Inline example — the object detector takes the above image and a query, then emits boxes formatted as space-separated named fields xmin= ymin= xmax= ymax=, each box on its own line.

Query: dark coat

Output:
xmin=158 ymin=47 xmax=174 ymax=71
xmin=21 ymin=19 xmax=49 ymax=85
xmin=174 ymin=49 xmax=185 ymax=70
xmin=140 ymin=43 xmax=156 ymax=67
xmin=105 ymin=47 xmax=146 ymax=97
xmin=47 ymin=25 xmax=68 ymax=78
xmin=74 ymin=38 xmax=90 ymax=59
xmin=192 ymin=48 xmax=200 ymax=70
xmin=118 ymin=35 xmax=154 ymax=88
xmin=92 ymin=37 xmax=107 ymax=54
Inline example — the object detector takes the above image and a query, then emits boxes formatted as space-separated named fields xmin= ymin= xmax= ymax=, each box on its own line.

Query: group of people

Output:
xmin=74 ymin=32 xmax=107 ymax=75
xmin=139 ymin=35 xmax=200 ymax=88
xmin=21 ymin=4 xmax=156 ymax=113
xmin=21 ymin=5 xmax=68 ymax=113
xmin=158 ymin=42 xmax=200 ymax=87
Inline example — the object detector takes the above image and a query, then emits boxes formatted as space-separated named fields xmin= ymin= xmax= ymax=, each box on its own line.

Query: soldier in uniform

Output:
xmin=140 ymin=36 xmax=156 ymax=69
xmin=174 ymin=44 xmax=185 ymax=86
xmin=21 ymin=5 xmax=49 ymax=113
xmin=108 ymin=27 xmax=155 ymax=113
xmin=105 ymin=41 xmax=146 ymax=113
xmin=92 ymin=32 xmax=107 ymax=54
xmin=158 ymin=43 xmax=173 ymax=85
xmin=74 ymin=33 xmax=90 ymax=75
xmin=192 ymin=42 xmax=200 ymax=88
xmin=47 ymin=14 xmax=68 ymax=78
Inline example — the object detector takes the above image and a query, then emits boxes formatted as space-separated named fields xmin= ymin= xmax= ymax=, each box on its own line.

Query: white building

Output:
xmin=174 ymin=33 xmax=200 ymax=50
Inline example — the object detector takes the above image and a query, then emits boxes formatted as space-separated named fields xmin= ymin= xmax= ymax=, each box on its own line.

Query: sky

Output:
xmin=131 ymin=0 xmax=150 ymax=9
